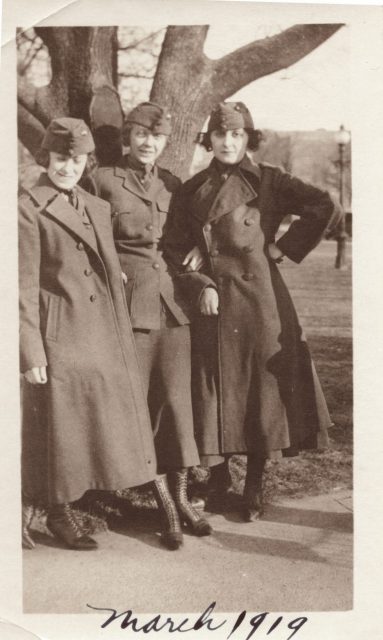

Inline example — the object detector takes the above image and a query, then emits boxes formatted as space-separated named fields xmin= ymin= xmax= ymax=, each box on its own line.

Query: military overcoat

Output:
xmin=165 ymin=157 xmax=341 ymax=460
xmin=19 ymin=175 xmax=157 ymax=505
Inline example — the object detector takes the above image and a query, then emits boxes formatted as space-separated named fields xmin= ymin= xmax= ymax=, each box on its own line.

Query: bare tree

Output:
xmin=17 ymin=24 xmax=343 ymax=177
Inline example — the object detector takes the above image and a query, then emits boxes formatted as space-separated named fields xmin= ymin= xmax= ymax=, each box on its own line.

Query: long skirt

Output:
xmin=133 ymin=308 xmax=200 ymax=473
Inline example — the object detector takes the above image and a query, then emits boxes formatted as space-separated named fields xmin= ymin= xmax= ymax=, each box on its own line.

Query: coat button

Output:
xmin=244 ymin=218 xmax=255 ymax=226
xmin=90 ymin=294 xmax=97 ymax=302
xmin=146 ymin=223 xmax=153 ymax=230
xmin=84 ymin=268 xmax=93 ymax=276
xmin=152 ymin=262 xmax=160 ymax=270
xmin=210 ymin=249 xmax=219 ymax=257
xmin=204 ymin=224 xmax=212 ymax=232
xmin=243 ymin=246 xmax=254 ymax=253
xmin=77 ymin=242 xmax=85 ymax=251
xmin=242 ymin=273 xmax=255 ymax=281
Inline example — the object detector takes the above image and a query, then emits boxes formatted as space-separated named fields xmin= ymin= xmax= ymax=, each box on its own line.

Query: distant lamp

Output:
xmin=335 ymin=125 xmax=351 ymax=148
xmin=334 ymin=125 xmax=351 ymax=269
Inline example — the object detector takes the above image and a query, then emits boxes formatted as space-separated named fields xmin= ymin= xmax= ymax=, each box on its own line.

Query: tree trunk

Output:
xmin=151 ymin=24 xmax=343 ymax=179
xmin=18 ymin=24 xmax=343 ymax=177
xmin=18 ymin=27 xmax=121 ymax=158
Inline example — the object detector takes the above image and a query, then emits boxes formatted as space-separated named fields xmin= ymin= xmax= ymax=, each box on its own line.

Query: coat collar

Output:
xmin=32 ymin=174 xmax=102 ymax=255
xmin=190 ymin=155 xmax=261 ymax=223
xmin=113 ymin=155 xmax=162 ymax=202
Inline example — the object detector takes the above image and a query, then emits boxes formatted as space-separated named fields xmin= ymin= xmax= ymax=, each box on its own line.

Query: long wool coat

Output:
xmin=165 ymin=157 xmax=341 ymax=460
xmin=19 ymin=175 xmax=157 ymax=505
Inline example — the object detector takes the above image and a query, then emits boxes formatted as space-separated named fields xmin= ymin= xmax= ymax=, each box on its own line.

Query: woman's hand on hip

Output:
xmin=268 ymin=242 xmax=284 ymax=263
xmin=200 ymin=287 xmax=219 ymax=316
xmin=183 ymin=246 xmax=204 ymax=272
xmin=24 ymin=366 xmax=48 ymax=384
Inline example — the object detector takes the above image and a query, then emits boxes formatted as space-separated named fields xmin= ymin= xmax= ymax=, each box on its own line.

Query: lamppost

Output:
xmin=334 ymin=125 xmax=351 ymax=269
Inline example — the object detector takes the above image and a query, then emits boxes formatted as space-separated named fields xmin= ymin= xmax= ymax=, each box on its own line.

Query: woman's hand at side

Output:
xmin=24 ymin=366 xmax=48 ymax=384
xmin=182 ymin=246 xmax=204 ymax=272
xmin=200 ymin=287 xmax=219 ymax=316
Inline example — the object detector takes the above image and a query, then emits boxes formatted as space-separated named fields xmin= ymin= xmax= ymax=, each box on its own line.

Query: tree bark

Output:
xmin=18 ymin=24 xmax=343 ymax=176
xmin=151 ymin=24 xmax=343 ymax=178
xmin=18 ymin=27 xmax=121 ymax=158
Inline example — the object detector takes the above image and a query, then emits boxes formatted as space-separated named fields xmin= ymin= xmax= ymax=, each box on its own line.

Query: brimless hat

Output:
xmin=41 ymin=117 xmax=95 ymax=155
xmin=124 ymin=102 xmax=172 ymax=136
xmin=207 ymin=102 xmax=254 ymax=132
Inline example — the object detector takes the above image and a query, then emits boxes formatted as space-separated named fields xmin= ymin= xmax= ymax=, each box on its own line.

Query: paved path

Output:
xmin=23 ymin=489 xmax=352 ymax=614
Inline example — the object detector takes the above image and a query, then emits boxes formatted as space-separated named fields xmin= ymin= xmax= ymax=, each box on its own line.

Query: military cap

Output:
xmin=124 ymin=102 xmax=172 ymax=136
xmin=207 ymin=102 xmax=254 ymax=132
xmin=41 ymin=117 xmax=95 ymax=155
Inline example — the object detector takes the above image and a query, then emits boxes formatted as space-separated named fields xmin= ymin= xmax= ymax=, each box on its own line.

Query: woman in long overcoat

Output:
xmin=20 ymin=118 xmax=157 ymax=550
xmin=165 ymin=102 xmax=341 ymax=521
xmin=94 ymin=102 xmax=212 ymax=549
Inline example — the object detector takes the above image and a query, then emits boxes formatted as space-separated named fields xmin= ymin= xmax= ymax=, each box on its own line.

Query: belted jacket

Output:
xmin=94 ymin=159 xmax=190 ymax=330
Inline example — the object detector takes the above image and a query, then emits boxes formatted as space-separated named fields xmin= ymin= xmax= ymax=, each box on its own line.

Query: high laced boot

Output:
xmin=46 ymin=503 xmax=98 ymax=550
xmin=242 ymin=454 xmax=266 ymax=522
xmin=169 ymin=469 xmax=212 ymax=536
xmin=22 ymin=502 xmax=35 ymax=550
xmin=152 ymin=476 xmax=183 ymax=550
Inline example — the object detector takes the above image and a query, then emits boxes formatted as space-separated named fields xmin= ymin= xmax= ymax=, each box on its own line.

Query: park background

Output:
xmin=5 ymin=0 xmax=383 ymax=634
xmin=16 ymin=22 xmax=352 ymax=511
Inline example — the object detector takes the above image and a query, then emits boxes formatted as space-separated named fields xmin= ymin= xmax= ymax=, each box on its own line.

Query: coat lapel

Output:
xmin=190 ymin=157 xmax=260 ymax=223
xmin=80 ymin=189 xmax=115 ymax=264
xmin=114 ymin=164 xmax=152 ymax=202
xmin=44 ymin=193 xmax=100 ymax=255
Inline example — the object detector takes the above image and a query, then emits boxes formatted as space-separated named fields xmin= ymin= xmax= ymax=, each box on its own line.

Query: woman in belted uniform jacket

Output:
xmin=94 ymin=102 xmax=212 ymax=549
xmin=165 ymin=102 xmax=342 ymax=521
xmin=19 ymin=118 xmax=157 ymax=551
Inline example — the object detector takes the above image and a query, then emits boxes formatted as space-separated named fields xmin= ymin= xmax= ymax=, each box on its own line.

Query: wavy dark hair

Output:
xmin=197 ymin=129 xmax=264 ymax=152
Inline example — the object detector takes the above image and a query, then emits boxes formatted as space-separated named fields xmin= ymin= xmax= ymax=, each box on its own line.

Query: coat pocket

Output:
xmin=40 ymin=291 xmax=61 ymax=342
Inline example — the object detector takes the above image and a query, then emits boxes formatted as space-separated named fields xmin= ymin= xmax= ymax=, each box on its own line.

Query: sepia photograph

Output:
xmin=1 ymin=1 xmax=382 ymax=639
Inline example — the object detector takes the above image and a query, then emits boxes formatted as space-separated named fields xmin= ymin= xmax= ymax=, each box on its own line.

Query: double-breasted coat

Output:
xmin=19 ymin=174 xmax=157 ymax=505
xmin=94 ymin=158 xmax=200 ymax=471
xmin=165 ymin=156 xmax=341 ymax=462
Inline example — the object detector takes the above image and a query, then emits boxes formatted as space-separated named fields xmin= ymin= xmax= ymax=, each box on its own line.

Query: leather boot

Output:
xmin=46 ymin=503 xmax=98 ymax=550
xmin=242 ymin=454 xmax=266 ymax=522
xmin=169 ymin=469 xmax=212 ymax=536
xmin=22 ymin=502 xmax=35 ymax=550
xmin=207 ymin=460 xmax=232 ymax=511
xmin=152 ymin=476 xmax=183 ymax=550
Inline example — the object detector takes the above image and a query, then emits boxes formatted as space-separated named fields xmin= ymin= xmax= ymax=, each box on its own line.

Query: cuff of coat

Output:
xmin=20 ymin=347 xmax=48 ymax=375
xmin=177 ymin=271 xmax=217 ymax=309
xmin=197 ymin=283 xmax=218 ymax=308
xmin=275 ymin=236 xmax=307 ymax=264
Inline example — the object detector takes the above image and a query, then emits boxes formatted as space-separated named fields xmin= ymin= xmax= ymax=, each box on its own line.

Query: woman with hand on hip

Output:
xmin=165 ymin=101 xmax=341 ymax=521
xmin=94 ymin=102 xmax=212 ymax=549
xmin=20 ymin=118 xmax=157 ymax=550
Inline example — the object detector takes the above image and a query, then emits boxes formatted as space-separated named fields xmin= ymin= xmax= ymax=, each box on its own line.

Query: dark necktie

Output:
xmin=67 ymin=189 xmax=91 ymax=227
xmin=142 ymin=164 xmax=152 ymax=191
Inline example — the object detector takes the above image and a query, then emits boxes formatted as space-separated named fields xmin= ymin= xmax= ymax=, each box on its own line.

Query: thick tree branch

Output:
xmin=17 ymin=102 xmax=46 ymax=157
xmin=212 ymin=24 xmax=343 ymax=99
